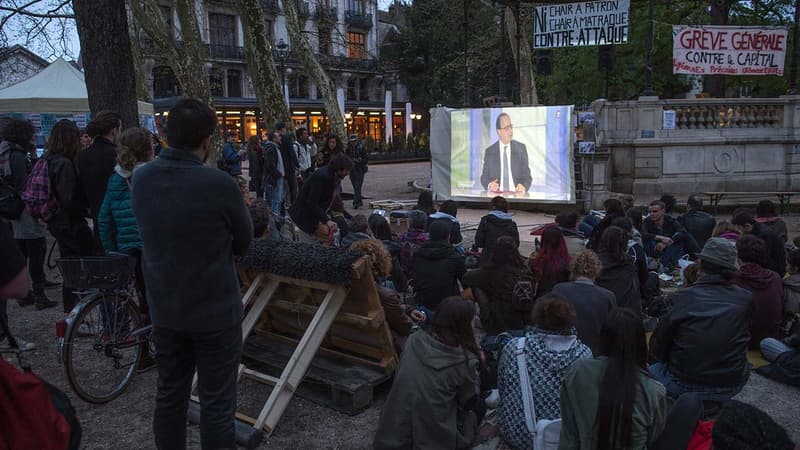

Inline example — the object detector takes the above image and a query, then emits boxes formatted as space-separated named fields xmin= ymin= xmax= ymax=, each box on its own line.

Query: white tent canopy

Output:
xmin=0 ymin=58 xmax=153 ymax=115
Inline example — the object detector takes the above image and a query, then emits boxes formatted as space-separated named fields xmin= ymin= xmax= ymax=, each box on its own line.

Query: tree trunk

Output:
xmin=505 ymin=4 xmax=537 ymax=105
xmin=703 ymin=0 xmax=730 ymax=97
xmin=72 ymin=0 xmax=139 ymax=127
xmin=282 ymin=0 xmax=347 ymax=138
xmin=236 ymin=0 xmax=290 ymax=127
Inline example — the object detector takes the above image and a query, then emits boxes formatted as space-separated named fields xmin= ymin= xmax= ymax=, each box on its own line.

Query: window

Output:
xmin=318 ymin=26 xmax=332 ymax=55
xmin=159 ymin=5 xmax=173 ymax=33
xmin=209 ymin=13 xmax=236 ymax=47
xmin=209 ymin=67 xmax=224 ymax=97
xmin=265 ymin=20 xmax=274 ymax=43
xmin=346 ymin=32 xmax=365 ymax=59
xmin=346 ymin=0 xmax=365 ymax=14
xmin=227 ymin=69 xmax=242 ymax=97
xmin=347 ymin=78 xmax=357 ymax=100
xmin=153 ymin=65 xmax=178 ymax=98
xmin=359 ymin=78 xmax=369 ymax=101
xmin=289 ymin=74 xmax=309 ymax=99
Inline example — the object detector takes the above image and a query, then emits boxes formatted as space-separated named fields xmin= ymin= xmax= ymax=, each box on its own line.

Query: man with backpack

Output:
xmin=78 ymin=111 xmax=121 ymax=255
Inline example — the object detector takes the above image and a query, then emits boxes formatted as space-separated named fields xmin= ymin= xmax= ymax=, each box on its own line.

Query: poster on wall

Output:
xmin=672 ymin=25 xmax=788 ymax=75
xmin=533 ymin=0 xmax=630 ymax=48
xmin=430 ymin=105 xmax=574 ymax=203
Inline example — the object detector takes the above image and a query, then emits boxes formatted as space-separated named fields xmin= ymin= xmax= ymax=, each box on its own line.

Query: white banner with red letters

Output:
xmin=672 ymin=25 xmax=788 ymax=76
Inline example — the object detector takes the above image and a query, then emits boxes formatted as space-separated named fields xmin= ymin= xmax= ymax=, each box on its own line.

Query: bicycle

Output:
xmin=55 ymin=253 xmax=152 ymax=404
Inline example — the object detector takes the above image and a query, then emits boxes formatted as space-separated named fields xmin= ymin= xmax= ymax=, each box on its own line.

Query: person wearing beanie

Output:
xmin=649 ymin=238 xmax=754 ymax=401
xmin=712 ymin=400 xmax=795 ymax=450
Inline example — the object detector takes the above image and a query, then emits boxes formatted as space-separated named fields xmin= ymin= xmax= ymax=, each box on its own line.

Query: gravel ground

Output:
xmin=4 ymin=161 xmax=800 ymax=448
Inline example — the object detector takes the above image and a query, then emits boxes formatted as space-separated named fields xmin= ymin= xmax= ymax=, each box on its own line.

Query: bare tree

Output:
xmin=0 ymin=0 xmax=77 ymax=59
xmin=506 ymin=3 xmax=537 ymax=105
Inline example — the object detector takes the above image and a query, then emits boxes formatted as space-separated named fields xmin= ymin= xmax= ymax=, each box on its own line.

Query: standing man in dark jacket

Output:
xmin=678 ymin=194 xmax=716 ymax=256
xmin=642 ymin=199 xmax=688 ymax=271
xmin=473 ymin=196 xmax=519 ymax=267
xmin=78 ymin=111 xmax=121 ymax=255
xmin=276 ymin=122 xmax=299 ymax=204
xmin=346 ymin=134 xmax=368 ymax=209
xmin=732 ymin=211 xmax=786 ymax=276
xmin=289 ymin=153 xmax=353 ymax=243
xmin=649 ymin=238 xmax=753 ymax=401
xmin=412 ymin=221 xmax=466 ymax=313
xmin=263 ymin=131 xmax=284 ymax=214
xmin=131 ymin=99 xmax=253 ymax=450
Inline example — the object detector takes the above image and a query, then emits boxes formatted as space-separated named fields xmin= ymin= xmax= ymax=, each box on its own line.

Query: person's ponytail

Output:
xmin=116 ymin=128 xmax=153 ymax=172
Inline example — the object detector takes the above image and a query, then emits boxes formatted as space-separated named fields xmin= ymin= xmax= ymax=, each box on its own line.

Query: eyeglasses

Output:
xmin=499 ymin=125 xmax=513 ymax=131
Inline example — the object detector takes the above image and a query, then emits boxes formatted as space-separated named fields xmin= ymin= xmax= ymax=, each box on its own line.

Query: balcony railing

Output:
xmin=662 ymin=99 xmax=784 ymax=129
xmin=314 ymin=5 xmax=337 ymax=20
xmin=315 ymin=53 xmax=379 ymax=72
xmin=261 ymin=0 xmax=280 ymax=13
xmin=208 ymin=44 xmax=246 ymax=60
xmin=344 ymin=10 xmax=372 ymax=28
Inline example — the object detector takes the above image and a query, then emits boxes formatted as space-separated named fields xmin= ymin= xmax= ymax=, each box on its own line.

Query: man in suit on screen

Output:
xmin=480 ymin=113 xmax=532 ymax=194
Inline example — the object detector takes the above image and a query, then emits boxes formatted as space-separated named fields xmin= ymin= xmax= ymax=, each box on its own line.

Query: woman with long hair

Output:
xmin=414 ymin=190 xmax=437 ymax=216
xmin=529 ymin=227 xmax=571 ymax=298
xmin=559 ymin=307 xmax=667 ymax=449
xmin=463 ymin=236 xmax=534 ymax=334
xmin=315 ymin=134 xmax=343 ymax=168
xmin=246 ymin=135 xmax=264 ymax=199
xmin=46 ymin=119 xmax=93 ymax=312
xmin=97 ymin=127 xmax=156 ymax=371
xmin=368 ymin=213 xmax=407 ymax=291
xmin=587 ymin=198 xmax=626 ymax=251
xmin=595 ymin=226 xmax=642 ymax=315
xmin=374 ymin=297 xmax=482 ymax=449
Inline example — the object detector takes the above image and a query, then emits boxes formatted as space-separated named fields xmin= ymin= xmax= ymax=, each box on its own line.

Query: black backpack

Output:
xmin=0 ymin=148 xmax=24 ymax=220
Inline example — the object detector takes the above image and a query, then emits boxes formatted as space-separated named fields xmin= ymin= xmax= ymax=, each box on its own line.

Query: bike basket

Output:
xmin=58 ymin=255 xmax=133 ymax=290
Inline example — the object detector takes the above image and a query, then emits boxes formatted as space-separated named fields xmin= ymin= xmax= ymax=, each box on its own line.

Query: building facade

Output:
xmin=141 ymin=0 xmax=412 ymax=143
xmin=0 ymin=45 xmax=48 ymax=90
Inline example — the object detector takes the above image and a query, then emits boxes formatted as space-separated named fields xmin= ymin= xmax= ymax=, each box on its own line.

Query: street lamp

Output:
xmin=275 ymin=38 xmax=290 ymax=106
xmin=642 ymin=0 xmax=655 ymax=96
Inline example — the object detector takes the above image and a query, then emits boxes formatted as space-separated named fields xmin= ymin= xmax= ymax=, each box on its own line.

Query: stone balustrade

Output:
xmin=664 ymin=99 xmax=783 ymax=129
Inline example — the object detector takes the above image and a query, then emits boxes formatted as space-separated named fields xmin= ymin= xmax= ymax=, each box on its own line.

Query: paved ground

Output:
xmin=4 ymin=161 xmax=799 ymax=449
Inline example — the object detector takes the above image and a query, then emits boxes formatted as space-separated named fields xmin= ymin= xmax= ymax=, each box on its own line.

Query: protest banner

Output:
xmin=672 ymin=25 xmax=788 ymax=76
xmin=533 ymin=0 xmax=630 ymax=49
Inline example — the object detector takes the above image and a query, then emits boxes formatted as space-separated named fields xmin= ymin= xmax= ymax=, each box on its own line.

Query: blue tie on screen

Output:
xmin=503 ymin=146 xmax=510 ymax=191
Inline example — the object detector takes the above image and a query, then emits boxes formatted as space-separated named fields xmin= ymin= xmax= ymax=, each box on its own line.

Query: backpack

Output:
xmin=512 ymin=279 xmax=536 ymax=311
xmin=399 ymin=236 xmax=424 ymax=278
xmin=514 ymin=338 xmax=561 ymax=450
xmin=0 ymin=147 xmax=24 ymax=220
xmin=22 ymin=157 xmax=59 ymax=222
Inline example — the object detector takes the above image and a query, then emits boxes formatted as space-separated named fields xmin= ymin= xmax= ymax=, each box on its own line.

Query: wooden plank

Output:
xmin=242 ymin=367 xmax=279 ymax=386
xmin=240 ymin=274 xmax=264 ymax=308
xmin=242 ymin=279 xmax=280 ymax=339
xmin=270 ymin=298 xmax=383 ymax=329
xmin=266 ymin=273 xmax=344 ymax=291
xmin=257 ymin=330 xmax=393 ymax=372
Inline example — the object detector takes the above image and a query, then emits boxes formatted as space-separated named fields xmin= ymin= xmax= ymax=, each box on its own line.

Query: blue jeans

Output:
xmin=578 ymin=214 xmax=599 ymax=237
xmin=350 ymin=168 xmax=364 ymax=207
xmin=648 ymin=362 xmax=745 ymax=402
xmin=265 ymin=177 xmax=284 ymax=215
xmin=644 ymin=240 xmax=685 ymax=270
xmin=761 ymin=337 xmax=793 ymax=362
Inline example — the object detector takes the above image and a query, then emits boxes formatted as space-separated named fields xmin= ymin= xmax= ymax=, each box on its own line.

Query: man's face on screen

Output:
xmin=497 ymin=115 xmax=513 ymax=145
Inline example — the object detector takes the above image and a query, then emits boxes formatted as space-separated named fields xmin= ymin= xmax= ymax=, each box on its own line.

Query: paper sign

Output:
xmin=533 ymin=0 xmax=630 ymax=48
xmin=663 ymin=110 xmax=676 ymax=130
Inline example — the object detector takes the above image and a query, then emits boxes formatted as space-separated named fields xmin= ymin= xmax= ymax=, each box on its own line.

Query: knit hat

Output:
xmin=699 ymin=237 xmax=738 ymax=271
xmin=712 ymin=400 xmax=795 ymax=450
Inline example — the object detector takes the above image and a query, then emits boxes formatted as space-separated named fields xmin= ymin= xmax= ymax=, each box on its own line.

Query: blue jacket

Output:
xmin=223 ymin=142 xmax=242 ymax=176
xmin=98 ymin=165 xmax=142 ymax=252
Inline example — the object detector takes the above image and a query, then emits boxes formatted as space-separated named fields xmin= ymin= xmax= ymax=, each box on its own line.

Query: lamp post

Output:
xmin=642 ymin=0 xmax=655 ymax=96
xmin=275 ymin=38 xmax=290 ymax=107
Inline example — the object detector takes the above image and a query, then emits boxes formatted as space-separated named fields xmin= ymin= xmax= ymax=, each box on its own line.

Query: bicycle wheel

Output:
xmin=63 ymin=293 xmax=142 ymax=403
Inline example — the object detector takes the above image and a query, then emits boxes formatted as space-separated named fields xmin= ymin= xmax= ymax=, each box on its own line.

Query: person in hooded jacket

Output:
xmin=473 ymin=196 xmax=519 ymax=267
xmin=374 ymin=297 xmax=481 ymax=450
xmin=596 ymin=226 xmax=642 ymax=316
xmin=412 ymin=220 xmax=466 ymax=313
xmin=428 ymin=200 xmax=462 ymax=246
xmin=732 ymin=235 xmax=784 ymax=348
xmin=496 ymin=295 xmax=591 ymax=450
xmin=731 ymin=211 xmax=786 ymax=276
xmin=755 ymin=200 xmax=788 ymax=243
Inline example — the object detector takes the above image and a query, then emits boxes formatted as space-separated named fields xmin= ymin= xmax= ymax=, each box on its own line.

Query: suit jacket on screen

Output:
xmin=480 ymin=140 xmax=533 ymax=191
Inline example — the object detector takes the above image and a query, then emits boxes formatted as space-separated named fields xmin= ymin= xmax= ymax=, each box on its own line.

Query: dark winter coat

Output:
xmin=551 ymin=280 xmax=617 ymax=354
xmin=733 ymin=262 xmax=784 ymax=348
xmin=77 ymin=136 xmax=117 ymax=218
xmin=474 ymin=211 xmax=519 ymax=267
xmin=411 ymin=240 xmax=466 ymax=310
xmin=346 ymin=141 xmax=368 ymax=171
xmin=373 ymin=331 xmax=479 ymax=450
xmin=757 ymin=216 xmax=788 ymax=243
xmin=586 ymin=212 xmax=624 ymax=251
xmin=98 ymin=165 xmax=143 ymax=253
xmin=462 ymin=265 xmax=534 ymax=334
xmin=46 ymin=152 xmax=88 ymax=233
xmin=288 ymin=165 xmax=338 ymax=235
xmin=753 ymin=223 xmax=787 ymax=276
xmin=641 ymin=214 xmax=688 ymax=248
xmin=428 ymin=212 xmax=463 ymax=245
xmin=247 ymin=145 xmax=264 ymax=183
xmin=678 ymin=209 xmax=716 ymax=252
xmin=650 ymin=274 xmax=753 ymax=387
xmin=280 ymin=133 xmax=298 ymax=176
xmin=263 ymin=141 xmax=282 ymax=186
xmin=596 ymin=252 xmax=642 ymax=316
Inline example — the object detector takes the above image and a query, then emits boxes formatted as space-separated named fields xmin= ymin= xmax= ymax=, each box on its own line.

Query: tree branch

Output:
xmin=0 ymin=6 xmax=73 ymax=19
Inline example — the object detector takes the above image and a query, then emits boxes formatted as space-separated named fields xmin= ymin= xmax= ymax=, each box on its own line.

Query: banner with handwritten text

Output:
xmin=672 ymin=25 xmax=788 ymax=76
xmin=533 ymin=0 xmax=630 ymax=49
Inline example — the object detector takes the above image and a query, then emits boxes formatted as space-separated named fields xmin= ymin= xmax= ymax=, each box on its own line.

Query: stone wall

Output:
xmin=585 ymin=95 xmax=800 ymax=208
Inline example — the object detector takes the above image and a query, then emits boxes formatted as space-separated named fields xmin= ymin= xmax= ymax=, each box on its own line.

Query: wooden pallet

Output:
xmin=188 ymin=256 xmax=398 ymax=447
xmin=368 ymin=199 xmax=417 ymax=212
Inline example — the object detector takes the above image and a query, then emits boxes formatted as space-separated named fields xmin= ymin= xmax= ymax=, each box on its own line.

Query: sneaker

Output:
xmin=0 ymin=337 xmax=37 ymax=352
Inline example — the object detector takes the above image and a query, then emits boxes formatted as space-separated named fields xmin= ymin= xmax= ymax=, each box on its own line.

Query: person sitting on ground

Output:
xmin=712 ymin=400 xmax=797 ymax=450
xmin=496 ymin=294 xmax=591 ymax=450
xmin=732 ymin=235 xmax=784 ymax=348
xmin=529 ymin=227 xmax=571 ymax=298
xmin=678 ymin=194 xmax=716 ymax=256
xmin=555 ymin=210 xmax=586 ymax=258
xmin=248 ymin=199 xmax=272 ymax=239
xmin=586 ymin=198 xmax=626 ymax=251
xmin=649 ymin=237 xmax=753 ymax=402
xmin=642 ymin=199 xmax=688 ymax=271
xmin=398 ymin=210 xmax=429 ymax=279
xmin=682 ymin=263 xmax=700 ymax=287
xmin=611 ymin=217 xmax=649 ymax=303
xmin=713 ymin=219 xmax=741 ymax=242
xmin=341 ymin=214 xmax=371 ymax=248
xmin=626 ymin=206 xmax=645 ymax=247
xmin=428 ymin=200 xmax=463 ymax=246
xmin=559 ymin=308 xmax=667 ymax=450
xmin=551 ymin=250 xmax=617 ymax=354
xmin=596 ymin=226 xmax=642 ymax=316
xmin=473 ymin=196 xmax=519 ymax=267
xmin=782 ymin=249 xmax=800 ymax=334
xmin=414 ymin=190 xmax=436 ymax=216
xmin=349 ymin=239 xmax=424 ymax=352
xmin=368 ymin=213 xmax=407 ymax=291
xmin=756 ymin=199 xmax=788 ymax=243
xmin=412 ymin=221 xmax=466 ymax=315
xmin=731 ymin=210 xmax=786 ymax=276
xmin=462 ymin=236 xmax=535 ymax=335
xmin=374 ymin=297 xmax=482 ymax=450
